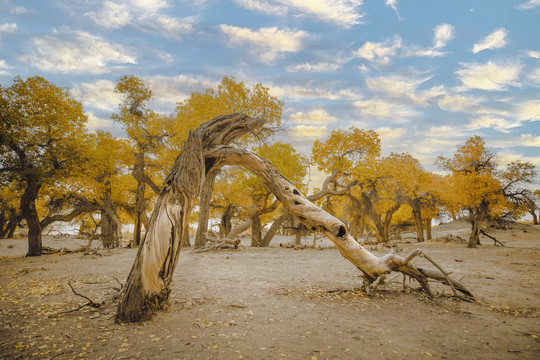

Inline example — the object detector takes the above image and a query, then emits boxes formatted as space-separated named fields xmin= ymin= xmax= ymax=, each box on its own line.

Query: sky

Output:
xmin=1 ymin=0 xmax=539 ymax=187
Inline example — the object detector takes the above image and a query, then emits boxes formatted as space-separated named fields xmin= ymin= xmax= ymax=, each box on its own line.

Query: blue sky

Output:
xmin=1 ymin=0 xmax=539 ymax=186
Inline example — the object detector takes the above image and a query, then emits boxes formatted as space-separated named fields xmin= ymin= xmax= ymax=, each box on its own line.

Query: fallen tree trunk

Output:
xmin=116 ymin=113 xmax=473 ymax=323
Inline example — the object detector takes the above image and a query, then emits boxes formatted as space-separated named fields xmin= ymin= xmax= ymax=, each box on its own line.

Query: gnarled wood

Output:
xmin=117 ymin=113 xmax=473 ymax=323
xmin=116 ymin=113 xmax=264 ymax=323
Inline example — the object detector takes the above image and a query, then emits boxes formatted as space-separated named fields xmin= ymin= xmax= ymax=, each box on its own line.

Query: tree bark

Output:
xmin=410 ymin=200 xmax=424 ymax=242
xmin=132 ymin=153 xmax=146 ymax=247
xmin=219 ymin=204 xmax=233 ymax=238
xmin=468 ymin=219 xmax=481 ymax=248
xmin=20 ymin=180 xmax=42 ymax=256
xmin=251 ymin=213 xmax=262 ymax=247
xmin=425 ymin=218 xmax=432 ymax=240
xmin=117 ymin=113 xmax=472 ymax=323
xmin=260 ymin=213 xmax=286 ymax=247
xmin=116 ymin=113 xmax=265 ymax=323
xmin=194 ymin=166 xmax=221 ymax=248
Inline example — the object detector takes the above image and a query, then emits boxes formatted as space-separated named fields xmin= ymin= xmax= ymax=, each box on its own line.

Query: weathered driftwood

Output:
xmin=116 ymin=113 xmax=264 ymax=323
xmin=116 ymin=113 xmax=473 ymax=323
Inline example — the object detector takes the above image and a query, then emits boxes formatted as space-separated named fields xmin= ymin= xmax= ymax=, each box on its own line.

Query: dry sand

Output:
xmin=0 ymin=222 xmax=539 ymax=359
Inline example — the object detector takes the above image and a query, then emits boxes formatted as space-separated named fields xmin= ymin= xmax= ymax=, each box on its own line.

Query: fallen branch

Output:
xmin=480 ymin=229 xmax=505 ymax=247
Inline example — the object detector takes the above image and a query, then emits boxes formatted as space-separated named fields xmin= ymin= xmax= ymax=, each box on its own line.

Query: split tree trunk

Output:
xmin=116 ymin=113 xmax=264 ymax=322
xmin=194 ymin=167 xmax=221 ymax=248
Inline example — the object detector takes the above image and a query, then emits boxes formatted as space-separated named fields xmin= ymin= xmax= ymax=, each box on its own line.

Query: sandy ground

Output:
xmin=0 ymin=222 xmax=539 ymax=360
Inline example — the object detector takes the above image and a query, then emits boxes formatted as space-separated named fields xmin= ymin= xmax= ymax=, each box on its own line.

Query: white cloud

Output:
xmin=289 ymin=124 xmax=329 ymax=139
xmin=146 ymin=74 xmax=217 ymax=110
xmin=517 ymin=0 xmax=540 ymax=10
xmin=528 ymin=67 xmax=540 ymax=84
xmin=527 ymin=50 xmax=540 ymax=59
xmin=520 ymin=134 xmax=540 ymax=147
xmin=466 ymin=116 xmax=518 ymax=133
xmin=85 ymin=0 xmax=194 ymax=39
xmin=286 ymin=60 xmax=345 ymax=72
xmin=233 ymin=0 xmax=364 ymax=28
xmin=455 ymin=61 xmax=522 ymax=91
xmin=423 ymin=125 xmax=463 ymax=138
xmin=354 ymin=35 xmax=402 ymax=65
xmin=19 ymin=31 xmax=136 ymax=74
xmin=375 ymin=126 xmax=405 ymax=140
xmin=366 ymin=74 xmax=445 ymax=105
xmin=86 ymin=112 xmax=114 ymax=132
xmin=472 ymin=28 xmax=508 ymax=54
xmin=385 ymin=0 xmax=401 ymax=20
xmin=0 ymin=60 xmax=12 ymax=75
xmin=219 ymin=25 xmax=308 ymax=63
xmin=71 ymin=79 xmax=122 ymax=111
xmin=355 ymin=25 xmax=454 ymax=65
xmin=516 ymin=100 xmax=540 ymax=121
xmin=434 ymin=23 xmax=455 ymax=49
xmin=290 ymin=109 xmax=338 ymax=124
xmin=269 ymin=83 xmax=359 ymax=100
xmin=354 ymin=98 xmax=419 ymax=122
xmin=86 ymin=2 xmax=131 ymax=29
xmin=0 ymin=22 xmax=17 ymax=33
xmin=438 ymin=94 xmax=483 ymax=112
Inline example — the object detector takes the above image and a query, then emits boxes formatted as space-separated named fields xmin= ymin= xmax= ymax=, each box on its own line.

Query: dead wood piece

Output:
xmin=480 ymin=229 xmax=505 ymax=246
xmin=192 ymin=238 xmax=242 ymax=253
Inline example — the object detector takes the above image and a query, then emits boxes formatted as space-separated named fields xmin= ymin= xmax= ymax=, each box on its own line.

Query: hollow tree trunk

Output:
xmin=20 ymin=180 xmax=42 ymax=256
xmin=195 ymin=166 xmax=220 ymax=248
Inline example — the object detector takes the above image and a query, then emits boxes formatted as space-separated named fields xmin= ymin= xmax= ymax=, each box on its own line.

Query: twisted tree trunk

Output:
xmin=116 ymin=113 xmax=264 ymax=322
xmin=116 ymin=113 xmax=473 ymax=323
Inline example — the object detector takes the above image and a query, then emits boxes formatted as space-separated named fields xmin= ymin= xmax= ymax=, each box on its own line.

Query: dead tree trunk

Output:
xmin=194 ymin=167 xmax=220 ymax=248
xmin=117 ymin=113 xmax=473 ymax=323
xmin=116 ymin=113 xmax=264 ymax=322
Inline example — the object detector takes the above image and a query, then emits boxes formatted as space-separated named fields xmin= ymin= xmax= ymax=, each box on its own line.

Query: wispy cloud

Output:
xmin=434 ymin=23 xmax=455 ymax=49
xmin=18 ymin=30 xmax=136 ymax=74
xmin=71 ymin=79 xmax=121 ymax=111
xmin=354 ymin=24 xmax=454 ymax=65
xmin=0 ymin=60 xmax=12 ymax=75
xmin=366 ymin=74 xmax=445 ymax=106
xmin=354 ymin=98 xmax=419 ymax=123
xmin=472 ymin=28 xmax=508 ymax=54
xmin=233 ymin=0 xmax=364 ymax=28
xmin=290 ymin=109 xmax=338 ymax=124
xmin=438 ymin=94 xmax=484 ymax=112
xmin=270 ymin=82 xmax=359 ymax=100
xmin=516 ymin=100 xmax=540 ymax=121
xmin=354 ymin=35 xmax=402 ymax=65
xmin=85 ymin=0 xmax=194 ymax=39
xmin=455 ymin=60 xmax=522 ymax=91
xmin=285 ymin=60 xmax=346 ymax=73
xmin=0 ymin=22 xmax=17 ymax=33
xmin=516 ymin=0 xmax=540 ymax=10
xmin=385 ymin=0 xmax=401 ymax=20
xmin=219 ymin=25 xmax=308 ymax=63
xmin=423 ymin=125 xmax=463 ymax=138
xmin=466 ymin=115 xmax=518 ymax=133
